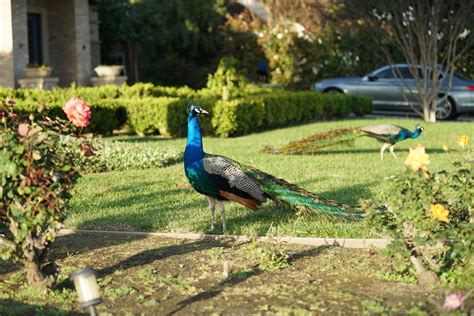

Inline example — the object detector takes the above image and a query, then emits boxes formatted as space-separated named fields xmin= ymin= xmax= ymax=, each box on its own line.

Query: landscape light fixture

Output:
xmin=71 ymin=266 xmax=102 ymax=316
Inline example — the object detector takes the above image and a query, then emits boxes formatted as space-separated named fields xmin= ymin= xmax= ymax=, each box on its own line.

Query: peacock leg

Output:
xmin=216 ymin=200 xmax=227 ymax=234
xmin=380 ymin=143 xmax=390 ymax=160
xmin=207 ymin=196 xmax=216 ymax=231
xmin=389 ymin=145 xmax=397 ymax=159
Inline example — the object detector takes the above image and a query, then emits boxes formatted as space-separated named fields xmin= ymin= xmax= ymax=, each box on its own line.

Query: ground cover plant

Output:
xmin=65 ymin=118 xmax=472 ymax=239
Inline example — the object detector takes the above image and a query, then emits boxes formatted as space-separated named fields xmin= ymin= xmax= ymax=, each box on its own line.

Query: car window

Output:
xmin=397 ymin=67 xmax=416 ymax=79
xmin=375 ymin=68 xmax=396 ymax=79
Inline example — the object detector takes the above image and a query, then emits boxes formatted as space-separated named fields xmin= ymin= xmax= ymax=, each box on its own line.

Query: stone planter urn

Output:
xmin=24 ymin=66 xmax=53 ymax=78
xmin=94 ymin=65 xmax=125 ymax=77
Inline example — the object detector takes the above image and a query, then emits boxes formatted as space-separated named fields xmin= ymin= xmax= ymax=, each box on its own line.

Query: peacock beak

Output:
xmin=200 ymin=108 xmax=209 ymax=115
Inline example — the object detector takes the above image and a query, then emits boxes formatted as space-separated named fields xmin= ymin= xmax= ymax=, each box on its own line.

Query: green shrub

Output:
xmin=3 ymin=84 xmax=371 ymax=138
xmin=365 ymin=145 xmax=473 ymax=287
xmin=0 ymin=101 xmax=80 ymax=289
xmin=121 ymin=96 xmax=216 ymax=137
xmin=212 ymin=92 xmax=372 ymax=137
xmin=11 ymin=98 xmax=126 ymax=135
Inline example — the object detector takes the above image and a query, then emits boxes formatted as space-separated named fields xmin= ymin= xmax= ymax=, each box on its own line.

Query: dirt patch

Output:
xmin=0 ymin=233 xmax=471 ymax=315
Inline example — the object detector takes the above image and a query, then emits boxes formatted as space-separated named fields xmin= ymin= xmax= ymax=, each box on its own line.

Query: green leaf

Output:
xmin=16 ymin=223 xmax=28 ymax=241
xmin=23 ymin=187 xmax=31 ymax=195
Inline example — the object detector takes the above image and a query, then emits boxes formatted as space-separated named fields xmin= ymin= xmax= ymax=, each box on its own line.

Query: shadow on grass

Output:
xmin=169 ymin=245 xmax=329 ymax=314
xmin=112 ymin=136 xmax=176 ymax=143
xmin=266 ymin=147 xmax=447 ymax=156
xmin=0 ymin=299 xmax=86 ymax=316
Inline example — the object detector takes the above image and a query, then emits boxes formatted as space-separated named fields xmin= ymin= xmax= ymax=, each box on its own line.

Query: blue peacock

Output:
xmin=184 ymin=102 xmax=363 ymax=232
xmin=263 ymin=124 xmax=424 ymax=160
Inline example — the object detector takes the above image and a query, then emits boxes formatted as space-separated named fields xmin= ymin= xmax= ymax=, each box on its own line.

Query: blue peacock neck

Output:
xmin=184 ymin=114 xmax=205 ymax=166
xmin=410 ymin=129 xmax=422 ymax=139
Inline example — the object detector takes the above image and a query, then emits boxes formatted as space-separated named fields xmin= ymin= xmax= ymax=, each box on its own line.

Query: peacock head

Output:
xmin=187 ymin=101 xmax=208 ymax=117
xmin=414 ymin=124 xmax=424 ymax=136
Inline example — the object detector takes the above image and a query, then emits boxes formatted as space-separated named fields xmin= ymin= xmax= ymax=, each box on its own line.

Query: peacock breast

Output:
xmin=184 ymin=161 xmax=219 ymax=197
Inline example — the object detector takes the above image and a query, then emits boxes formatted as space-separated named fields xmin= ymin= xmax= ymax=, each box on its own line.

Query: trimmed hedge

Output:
xmin=2 ymin=84 xmax=372 ymax=137
xmin=212 ymin=92 xmax=372 ymax=137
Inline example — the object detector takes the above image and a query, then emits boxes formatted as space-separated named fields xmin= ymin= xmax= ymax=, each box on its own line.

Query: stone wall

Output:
xmin=1 ymin=0 xmax=98 ymax=88
xmin=89 ymin=4 xmax=101 ymax=71
xmin=73 ymin=0 xmax=92 ymax=86
xmin=0 ymin=0 xmax=29 ymax=88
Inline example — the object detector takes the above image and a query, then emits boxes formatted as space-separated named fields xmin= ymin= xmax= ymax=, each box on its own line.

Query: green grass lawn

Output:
xmin=65 ymin=117 xmax=473 ymax=238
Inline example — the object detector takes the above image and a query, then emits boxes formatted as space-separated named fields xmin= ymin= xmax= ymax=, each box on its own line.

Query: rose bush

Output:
xmin=365 ymin=141 xmax=473 ymax=287
xmin=0 ymin=99 xmax=86 ymax=288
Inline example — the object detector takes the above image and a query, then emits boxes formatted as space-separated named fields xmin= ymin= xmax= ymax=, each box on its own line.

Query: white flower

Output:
xmin=459 ymin=28 xmax=471 ymax=39
xmin=317 ymin=38 xmax=323 ymax=45
xmin=276 ymin=33 xmax=283 ymax=40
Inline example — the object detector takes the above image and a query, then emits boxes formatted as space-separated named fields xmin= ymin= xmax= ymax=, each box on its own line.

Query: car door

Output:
xmin=357 ymin=66 xmax=401 ymax=109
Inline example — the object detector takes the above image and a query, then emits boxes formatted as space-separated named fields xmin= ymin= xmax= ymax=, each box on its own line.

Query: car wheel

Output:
xmin=436 ymin=97 xmax=456 ymax=120
xmin=324 ymin=88 xmax=343 ymax=94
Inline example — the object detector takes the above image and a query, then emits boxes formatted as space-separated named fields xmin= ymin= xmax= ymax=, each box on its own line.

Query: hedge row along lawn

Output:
xmin=2 ymin=84 xmax=372 ymax=136
xmin=65 ymin=118 xmax=472 ymax=238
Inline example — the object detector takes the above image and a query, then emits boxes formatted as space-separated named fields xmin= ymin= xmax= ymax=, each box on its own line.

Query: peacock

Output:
xmin=184 ymin=102 xmax=363 ymax=233
xmin=263 ymin=124 xmax=424 ymax=160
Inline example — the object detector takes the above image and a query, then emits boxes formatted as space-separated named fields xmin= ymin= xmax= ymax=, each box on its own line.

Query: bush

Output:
xmin=0 ymin=101 xmax=80 ymax=289
xmin=120 ymin=96 xmax=216 ymax=137
xmin=212 ymin=92 xmax=372 ymax=137
xmin=4 ymin=84 xmax=372 ymax=138
xmin=365 ymin=144 xmax=473 ymax=287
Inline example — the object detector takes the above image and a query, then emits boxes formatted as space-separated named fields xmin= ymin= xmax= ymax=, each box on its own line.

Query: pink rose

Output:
xmin=443 ymin=293 xmax=464 ymax=310
xmin=63 ymin=97 xmax=91 ymax=127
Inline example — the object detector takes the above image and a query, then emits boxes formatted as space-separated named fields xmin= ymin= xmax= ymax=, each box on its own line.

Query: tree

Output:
xmin=98 ymin=0 xmax=162 ymax=82
xmin=343 ymin=0 xmax=474 ymax=122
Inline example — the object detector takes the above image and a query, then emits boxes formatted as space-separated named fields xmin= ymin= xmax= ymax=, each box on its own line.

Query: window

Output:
xmin=398 ymin=67 xmax=415 ymax=79
xmin=27 ymin=13 xmax=43 ymax=65
xmin=375 ymin=68 xmax=396 ymax=79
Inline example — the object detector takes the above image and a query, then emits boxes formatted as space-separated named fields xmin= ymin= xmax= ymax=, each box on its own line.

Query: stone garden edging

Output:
xmin=59 ymin=229 xmax=390 ymax=249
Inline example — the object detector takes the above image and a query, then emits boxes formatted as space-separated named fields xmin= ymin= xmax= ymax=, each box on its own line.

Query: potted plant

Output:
xmin=94 ymin=65 xmax=125 ymax=77
xmin=24 ymin=63 xmax=53 ymax=78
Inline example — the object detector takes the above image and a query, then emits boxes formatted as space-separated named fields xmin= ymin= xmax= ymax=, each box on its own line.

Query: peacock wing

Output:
xmin=359 ymin=124 xmax=402 ymax=136
xmin=202 ymin=155 xmax=267 ymax=209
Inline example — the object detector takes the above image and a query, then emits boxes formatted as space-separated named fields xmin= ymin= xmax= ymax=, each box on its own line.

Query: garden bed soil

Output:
xmin=0 ymin=232 xmax=472 ymax=315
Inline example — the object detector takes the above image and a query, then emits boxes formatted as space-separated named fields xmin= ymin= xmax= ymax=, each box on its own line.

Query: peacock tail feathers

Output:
xmin=229 ymin=159 xmax=364 ymax=220
xmin=262 ymin=128 xmax=363 ymax=155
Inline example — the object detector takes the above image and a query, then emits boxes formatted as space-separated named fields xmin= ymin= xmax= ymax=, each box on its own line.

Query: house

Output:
xmin=0 ymin=0 xmax=101 ymax=88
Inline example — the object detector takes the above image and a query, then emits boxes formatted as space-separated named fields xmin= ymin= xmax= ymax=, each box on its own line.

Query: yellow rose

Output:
xmin=457 ymin=135 xmax=469 ymax=148
xmin=404 ymin=145 xmax=430 ymax=172
xmin=430 ymin=204 xmax=449 ymax=223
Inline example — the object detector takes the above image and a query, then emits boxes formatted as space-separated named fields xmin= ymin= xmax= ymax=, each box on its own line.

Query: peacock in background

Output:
xmin=184 ymin=102 xmax=363 ymax=233
xmin=263 ymin=124 xmax=424 ymax=160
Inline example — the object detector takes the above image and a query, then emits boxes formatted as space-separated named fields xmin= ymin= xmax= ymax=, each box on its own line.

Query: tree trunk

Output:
xmin=410 ymin=255 xmax=439 ymax=288
xmin=422 ymin=100 xmax=437 ymax=122
xmin=126 ymin=41 xmax=139 ymax=83
xmin=24 ymin=259 xmax=57 ymax=289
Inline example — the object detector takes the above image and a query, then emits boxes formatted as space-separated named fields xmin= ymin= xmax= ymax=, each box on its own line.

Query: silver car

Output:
xmin=312 ymin=64 xmax=474 ymax=120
